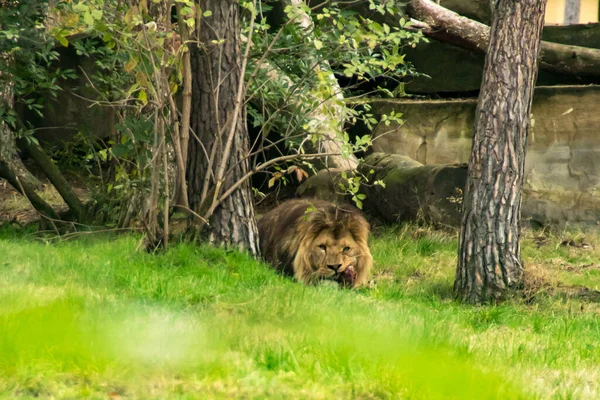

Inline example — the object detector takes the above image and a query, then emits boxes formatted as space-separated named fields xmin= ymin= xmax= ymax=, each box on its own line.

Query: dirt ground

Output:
xmin=0 ymin=170 xmax=89 ymax=226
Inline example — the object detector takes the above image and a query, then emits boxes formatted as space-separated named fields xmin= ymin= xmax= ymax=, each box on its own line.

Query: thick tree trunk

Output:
xmin=187 ymin=0 xmax=259 ymax=255
xmin=564 ymin=0 xmax=580 ymax=24
xmin=0 ymin=71 xmax=41 ymax=189
xmin=454 ymin=0 xmax=546 ymax=303
xmin=0 ymin=122 xmax=41 ymax=190
xmin=406 ymin=0 xmax=600 ymax=77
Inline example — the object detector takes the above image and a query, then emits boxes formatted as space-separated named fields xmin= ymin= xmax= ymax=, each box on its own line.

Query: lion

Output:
xmin=258 ymin=199 xmax=373 ymax=288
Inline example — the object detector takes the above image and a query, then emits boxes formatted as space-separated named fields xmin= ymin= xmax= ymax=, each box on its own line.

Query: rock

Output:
xmin=295 ymin=168 xmax=346 ymax=204
xmin=297 ymin=153 xmax=467 ymax=227
xmin=360 ymin=153 xmax=467 ymax=227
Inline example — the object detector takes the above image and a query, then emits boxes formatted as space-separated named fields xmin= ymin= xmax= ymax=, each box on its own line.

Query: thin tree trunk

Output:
xmin=171 ymin=23 xmax=192 ymax=209
xmin=564 ymin=0 xmax=580 ymax=24
xmin=406 ymin=0 xmax=600 ymax=77
xmin=140 ymin=0 xmax=177 ymax=249
xmin=17 ymin=138 xmax=86 ymax=219
xmin=0 ymin=160 xmax=59 ymax=220
xmin=176 ymin=1 xmax=192 ymax=168
xmin=187 ymin=0 xmax=259 ymax=255
xmin=265 ymin=0 xmax=357 ymax=170
xmin=454 ymin=0 xmax=547 ymax=303
xmin=144 ymin=112 xmax=163 ymax=247
xmin=160 ymin=0 xmax=189 ymax=210
xmin=2 ymin=18 xmax=84 ymax=220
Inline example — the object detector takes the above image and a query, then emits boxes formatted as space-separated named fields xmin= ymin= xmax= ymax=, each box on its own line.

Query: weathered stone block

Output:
xmin=370 ymin=85 xmax=600 ymax=226
xmin=295 ymin=168 xmax=347 ymax=204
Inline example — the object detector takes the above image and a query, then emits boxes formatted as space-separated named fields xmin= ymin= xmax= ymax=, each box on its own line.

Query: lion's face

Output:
xmin=309 ymin=230 xmax=360 ymax=280
xmin=258 ymin=199 xmax=373 ymax=288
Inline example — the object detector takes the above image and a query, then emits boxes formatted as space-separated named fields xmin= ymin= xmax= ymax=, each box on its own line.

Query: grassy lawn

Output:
xmin=1 ymin=226 xmax=600 ymax=399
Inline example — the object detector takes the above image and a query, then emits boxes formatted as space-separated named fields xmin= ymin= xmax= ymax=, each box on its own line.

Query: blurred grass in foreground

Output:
xmin=1 ymin=225 xmax=600 ymax=399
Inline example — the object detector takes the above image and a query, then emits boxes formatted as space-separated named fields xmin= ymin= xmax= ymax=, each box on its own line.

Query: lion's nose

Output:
xmin=327 ymin=264 xmax=342 ymax=272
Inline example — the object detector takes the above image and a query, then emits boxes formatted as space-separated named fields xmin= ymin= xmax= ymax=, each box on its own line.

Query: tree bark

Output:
xmin=564 ymin=0 xmax=580 ymax=25
xmin=406 ymin=0 xmax=600 ymax=77
xmin=454 ymin=0 xmax=546 ymax=303
xmin=187 ymin=0 xmax=259 ymax=255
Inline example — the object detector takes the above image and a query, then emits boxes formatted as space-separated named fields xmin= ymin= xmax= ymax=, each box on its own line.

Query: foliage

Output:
xmin=247 ymin=0 xmax=423 ymax=201
xmin=2 ymin=226 xmax=600 ymax=398
xmin=0 ymin=0 xmax=76 ymax=143
xmin=2 ymin=0 xmax=425 ymax=232
xmin=44 ymin=0 xmax=179 ymax=226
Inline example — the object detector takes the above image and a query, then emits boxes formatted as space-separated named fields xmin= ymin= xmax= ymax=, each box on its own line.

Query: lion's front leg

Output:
xmin=353 ymin=253 xmax=373 ymax=288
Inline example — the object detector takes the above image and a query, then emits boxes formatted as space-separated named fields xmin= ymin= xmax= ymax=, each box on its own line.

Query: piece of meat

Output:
xmin=337 ymin=266 xmax=357 ymax=288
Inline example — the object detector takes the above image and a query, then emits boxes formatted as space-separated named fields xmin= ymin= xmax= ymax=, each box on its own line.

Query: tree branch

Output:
xmin=406 ymin=0 xmax=600 ymax=77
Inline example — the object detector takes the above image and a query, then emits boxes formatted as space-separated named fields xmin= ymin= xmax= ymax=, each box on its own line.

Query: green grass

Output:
xmin=2 ymin=226 xmax=600 ymax=399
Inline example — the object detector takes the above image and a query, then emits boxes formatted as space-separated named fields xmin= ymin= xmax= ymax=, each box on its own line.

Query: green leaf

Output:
xmin=83 ymin=12 xmax=94 ymax=27
xmin=138 ymin=89 xmax=148 ymax=105
xmin=92 ymin=9 xmax=103 ymax=20
xmin=313 ymin=39 xmax=323 ymax=50
xmin=111 ymin=144 xmax=129 ymax=158
xmin=203 ymin=10 xmax=213 ymax=17
xmin=56 ymin=35 xmax=69 ymax=47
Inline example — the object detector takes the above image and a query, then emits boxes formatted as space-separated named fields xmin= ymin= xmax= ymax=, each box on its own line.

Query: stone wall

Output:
xmin=16 ymin=39 xmax=116 ymax=146
xmin=371 ymin=85 xmax=600 ymax=226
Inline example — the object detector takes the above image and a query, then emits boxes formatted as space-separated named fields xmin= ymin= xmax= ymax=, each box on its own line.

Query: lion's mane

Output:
xmin=258 ymin=199 xmax=373 ymax=287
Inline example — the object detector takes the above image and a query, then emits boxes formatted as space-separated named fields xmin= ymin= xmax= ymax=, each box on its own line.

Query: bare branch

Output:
xmin=406 ymin=0 xmax=600 ymax=77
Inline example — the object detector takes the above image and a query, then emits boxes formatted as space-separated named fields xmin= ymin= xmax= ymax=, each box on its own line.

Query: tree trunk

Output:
xmin=454 ymin=0 xmax=546 ymax=303
xmin=406 ymin=0 xmax=600 ymax=77
xmin=171 ymin=1 xmax=192 ymax=209
xmin=0 ymin=70 xmax=41 ymax=190
xmin=17 ymin=137 xmax=86 ymax=220
xmin=564 ymin=0 xmax=580 ymax=24
xmin=187 ymin=0 xmax=259 ymax=255
xmin=0 ymin=122 xmax=42 ymax=191
xmin=0 ymin=160 xmax=59 ymax=220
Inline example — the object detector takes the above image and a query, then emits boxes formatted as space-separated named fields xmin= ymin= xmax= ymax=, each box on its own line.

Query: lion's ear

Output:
xmin=348 ymin=214 xmax=370 ymax=244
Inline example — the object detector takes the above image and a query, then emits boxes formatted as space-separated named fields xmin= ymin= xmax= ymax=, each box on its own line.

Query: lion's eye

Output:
xmin=319 ymin=244 xmax=327 ymax=251
xmin=343 ymin=246 xmax=351 ymax=252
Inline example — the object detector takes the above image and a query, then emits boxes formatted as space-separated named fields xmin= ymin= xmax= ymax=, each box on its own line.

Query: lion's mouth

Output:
xmin=333 ymin=265 xmax=357 ymax=287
